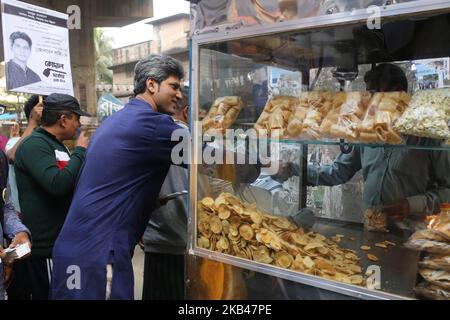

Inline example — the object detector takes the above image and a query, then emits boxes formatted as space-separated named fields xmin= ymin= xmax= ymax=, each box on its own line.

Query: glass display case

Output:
xmin=187 ymin=0 xmax=450 ymax=300
xmin=189 ymin=0 xmax=423 ymax=37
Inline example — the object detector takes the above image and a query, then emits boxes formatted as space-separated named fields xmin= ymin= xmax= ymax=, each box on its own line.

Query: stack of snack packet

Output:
xmin=405 ymin=204 xmax=450 ymax=300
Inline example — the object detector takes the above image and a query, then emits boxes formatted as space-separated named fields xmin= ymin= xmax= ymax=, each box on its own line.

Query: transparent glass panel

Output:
xmin=190 ymin=0 xmax=422 ymax=36
xmin=192 ymin=9 xmax=450 ymax=300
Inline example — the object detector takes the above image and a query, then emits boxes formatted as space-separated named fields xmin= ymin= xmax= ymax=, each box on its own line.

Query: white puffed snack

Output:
xmin=394 ymin=89 xmax=450 ymax=139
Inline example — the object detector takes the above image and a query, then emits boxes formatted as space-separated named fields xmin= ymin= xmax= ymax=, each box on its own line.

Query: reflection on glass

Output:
xmin=193 ymin=10 xmax=450 ymax=299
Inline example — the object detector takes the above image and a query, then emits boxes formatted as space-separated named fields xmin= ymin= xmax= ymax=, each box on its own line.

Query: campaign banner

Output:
xmin=1 ymin=0 xmax=73 ymax=95
xmin=97 ymin=93 xmax=124 ymax=122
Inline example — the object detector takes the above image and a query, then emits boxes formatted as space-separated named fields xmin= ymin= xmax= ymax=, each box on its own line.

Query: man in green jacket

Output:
xmin=14 ymin=93 xmax=90 ymax=300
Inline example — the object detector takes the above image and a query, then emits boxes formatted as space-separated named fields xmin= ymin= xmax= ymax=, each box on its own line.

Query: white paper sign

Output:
xmin=1 ymin=0 xmax=73 ymax=95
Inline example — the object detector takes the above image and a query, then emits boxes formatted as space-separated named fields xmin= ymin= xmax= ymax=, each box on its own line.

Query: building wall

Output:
xmin=113 ymin=65 xmax=136 ymax=85
xmin=172 ymin=52 xmax=190 ymax=84
xmin=113 ymin=42 xmax=152 ymax=67
xmin=111 ymin=16 xmax=190 ymax=99
xmin=152 ymin=18 xmax=190 ymax=54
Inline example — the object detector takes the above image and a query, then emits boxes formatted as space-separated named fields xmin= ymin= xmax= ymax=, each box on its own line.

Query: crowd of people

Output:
xmin=0 ymin=54 xmax=190 ymax=300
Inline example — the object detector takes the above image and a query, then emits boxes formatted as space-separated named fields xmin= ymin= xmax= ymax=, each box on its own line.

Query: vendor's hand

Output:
xmin=381 ymin=199 xmax=410 ymax=221
xmin=76 ymin=131 xmax=89 ymax=149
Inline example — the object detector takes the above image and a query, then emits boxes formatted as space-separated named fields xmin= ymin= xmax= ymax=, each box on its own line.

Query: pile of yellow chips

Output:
xmin=197 ymin=193 xmax=366 ymax=286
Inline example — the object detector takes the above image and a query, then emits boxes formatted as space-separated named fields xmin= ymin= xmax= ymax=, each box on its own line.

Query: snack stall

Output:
xmin=186 ymin=0 xmax=450 ymax=300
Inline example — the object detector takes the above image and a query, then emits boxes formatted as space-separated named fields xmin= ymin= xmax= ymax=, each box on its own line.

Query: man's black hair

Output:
xmin=133 ymin=54 xmax=185 ymax=96
xmin=176 ymin=86 xmax=189 ymax=110
xmin=41 ymin=108 xmax=76 ymax=127
xmin=364 ymin=63 xmax=408 ymax=92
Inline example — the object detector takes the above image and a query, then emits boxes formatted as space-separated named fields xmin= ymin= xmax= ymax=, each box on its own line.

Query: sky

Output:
xmin=104 ymin=0 xmax=190 ymax=49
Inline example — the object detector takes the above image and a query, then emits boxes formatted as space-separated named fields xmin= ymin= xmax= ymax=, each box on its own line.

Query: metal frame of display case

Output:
xmin=187 ymin=0 xmax=450 ymax=300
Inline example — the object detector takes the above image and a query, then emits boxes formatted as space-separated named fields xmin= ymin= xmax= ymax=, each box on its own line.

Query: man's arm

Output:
xmin=303 ymin=147 xmax=362 ymax=187
xmin=7 ymin=102 xmax=42 ymax=163
xmin=2 ymin=184 xmax=31 ymax=279
xmin=3 ymin=184 xmax=30 ymax=241
xmin=155 ymin=115 xmax=263 ymax=183
xmin=151 ymin=116 xmax=189 ymax=168
xmin=406 ymin=150 xmax=450 ymax=215
xmin=16 ymin=138 xmax=86 ymax=196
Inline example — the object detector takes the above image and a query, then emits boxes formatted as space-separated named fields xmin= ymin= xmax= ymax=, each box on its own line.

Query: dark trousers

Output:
xmin=142 ymin=252 xmax=185 ymax=300
xmin=5 ymin=259 xmax=29 ymax=300
xmin=6 ymin=257 xmax=52 ymax=300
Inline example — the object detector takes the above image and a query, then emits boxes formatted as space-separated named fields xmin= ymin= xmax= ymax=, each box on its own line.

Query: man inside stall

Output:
xmin=278 ymin=63 xmax=450 ymax=229
xmin=267 ymin=62 xmax=450 ymax=300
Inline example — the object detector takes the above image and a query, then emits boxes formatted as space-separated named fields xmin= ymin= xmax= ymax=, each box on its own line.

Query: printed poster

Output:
xmin=1 ymin=0 xmax=73 ymax=95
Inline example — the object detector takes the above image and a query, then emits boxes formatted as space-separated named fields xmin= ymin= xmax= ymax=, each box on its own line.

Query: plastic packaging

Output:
xmin=404 ymin=225 xmax=450 ymax=255
xmin=358 ymin=92 xmax=410 ymax=144
xmin=320 ymin=92 xmax=371 ymax=141
xmin=300 ymin=91 xmax=334 ymax=139
xmin=363 ymin=208 xmax=388 ymax=233
xmin=414 ymin=282 xmax=450 ymax=300
xmin=419 ymin=268 xmax=450 ymax=290
xmin=405 ymin=239 xmax=450 ymax=255
xmin=394 ymin=88 xmax=450 ymax=139
xmin=419 ymin=255 xmax=450 ymax=272
xmin=428 ymin=204 xmax=450 ymax=240
xmin=202 ymin=96 xmax=243 ymax=135
xmin=254 ymin=96 xmax=297 ymax=138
